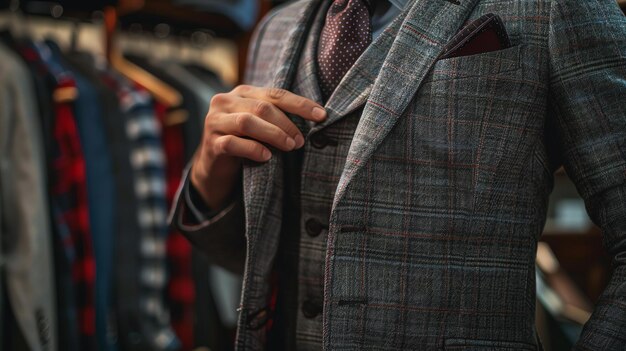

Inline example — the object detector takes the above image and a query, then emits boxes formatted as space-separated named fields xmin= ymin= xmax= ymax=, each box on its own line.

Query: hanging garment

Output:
xmin=158 ymin=62 xmax=221 ymax=120
xmin=125 ymin=55 xmax=202 ymax=349
xmin=101 ymin=70 xmax=181 ymax=351
xmin=12 ymin=40 xmax=81 ymax=351
xmin=32 ymin=40 xmax=117 ymax=351
xmin=0 ymin=42 xmax=57 ymax=351
xmin=125 ymin=55 xmax=202 ymax=162
xmin=61 ymin=50 xmax=144 ymax=351
xmin=44 ymin=40 xmax=119 ymax=351
xmin=27 ymin=41 xmax=97 ymax=351
xmin=183 ymin=64 xmax=230 ymax=97
xmin=133 ymin=55 xmax=243 ymax=345
xmin=149 ymin=100 xmax=194 ymax=350
xmin=0 ymin=31 xmax=56 ymax=154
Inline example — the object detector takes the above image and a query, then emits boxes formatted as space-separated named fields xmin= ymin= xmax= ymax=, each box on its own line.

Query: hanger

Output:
xmin=7 ymin=0 xmax=25 ymax=39
xmin=104 ymin=5 xmax=182 ymax=109
xmin=7 ymin=1 xmax=79 ymax=104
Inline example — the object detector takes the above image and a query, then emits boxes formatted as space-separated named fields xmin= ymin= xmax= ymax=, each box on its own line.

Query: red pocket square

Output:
xmin=440 ymin=13 xmax=511 ymax=59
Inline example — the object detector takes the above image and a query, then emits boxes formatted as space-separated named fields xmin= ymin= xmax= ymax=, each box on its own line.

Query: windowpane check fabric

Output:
xmin=318 ymin=0 xmax=372 ymax=100
xmin=172 ymin=0 xmax=626 ymax=350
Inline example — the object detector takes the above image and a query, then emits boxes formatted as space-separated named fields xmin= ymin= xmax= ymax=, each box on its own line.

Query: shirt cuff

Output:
xmin=183 ymin=167 xmax=241 ymax=224
xmin=184 ymin=177 xmax=218 ymax=223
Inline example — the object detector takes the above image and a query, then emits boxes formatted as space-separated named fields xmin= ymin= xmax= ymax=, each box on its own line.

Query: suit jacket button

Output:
xmin=310 ymin=132 xmax=332 ymax=149
xmin=302 ymin=300 xmax=322 ymax=318
xmin=305 ymin=218 xmax=324 ymax=237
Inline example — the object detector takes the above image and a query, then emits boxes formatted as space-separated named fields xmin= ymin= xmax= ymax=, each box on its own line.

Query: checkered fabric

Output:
xmin=266 ymin=2 xmax=395 ymax=347
xmin=26 ymin=44 xmax=97 ymax=350
xmin=103 ymin=73 xmax=180 ymax=351
xmin=155 ymin=102 xmax=196 ymax=350
xmin=51 ymin=80 xmax=97 ymax=349
xmin=174 ymin=0 xmax=626 ymax=349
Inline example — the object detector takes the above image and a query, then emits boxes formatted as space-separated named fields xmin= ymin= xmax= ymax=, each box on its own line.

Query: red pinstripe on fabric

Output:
xmin=179 ymin=0 xmax=626 ymax=349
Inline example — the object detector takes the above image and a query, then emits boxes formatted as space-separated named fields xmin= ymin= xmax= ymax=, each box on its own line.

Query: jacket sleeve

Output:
xmin=169 ymin=6 xmax=286 ymax=274
xmin=169 ymin=165 xmax=246 ymax=274
xmin=547 ymin=0 xmax=626 ymax=349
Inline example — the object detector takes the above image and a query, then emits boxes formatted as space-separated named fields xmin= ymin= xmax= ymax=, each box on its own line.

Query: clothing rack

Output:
xmin=0 ymin=1 xmax=256 ymax=350
xmin=0 ymin=18 xmax=238 ymax=85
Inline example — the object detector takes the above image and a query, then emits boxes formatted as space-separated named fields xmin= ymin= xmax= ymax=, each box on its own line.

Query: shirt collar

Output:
xmin=388 ymin=0 xmax=409 ymax=10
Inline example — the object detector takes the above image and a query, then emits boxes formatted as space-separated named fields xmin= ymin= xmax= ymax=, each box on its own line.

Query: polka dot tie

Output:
xmin=318 ymin=0 xmax=372 ymax=100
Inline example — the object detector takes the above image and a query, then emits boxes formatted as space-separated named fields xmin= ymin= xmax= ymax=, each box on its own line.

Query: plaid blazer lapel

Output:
xmin=310 ymin=1 xmax=404 ymax=133
xmin=331 ymin=0 xmax=481 ymax=209
xmin=242 ymin=0 xmax=322 ymax=249
xmin=292 ymin=0 xmax=329 ymax=133
xmin=238 ymin=0 xmax=323 ymax=348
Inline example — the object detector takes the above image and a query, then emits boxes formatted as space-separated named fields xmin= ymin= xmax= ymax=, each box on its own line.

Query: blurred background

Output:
xmin=0 ymin=1 xmax=624 ymax=350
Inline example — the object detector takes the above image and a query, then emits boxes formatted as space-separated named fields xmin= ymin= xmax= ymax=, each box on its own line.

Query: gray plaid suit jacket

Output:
xmin=171 ymin=0 xmax=626 ymax=349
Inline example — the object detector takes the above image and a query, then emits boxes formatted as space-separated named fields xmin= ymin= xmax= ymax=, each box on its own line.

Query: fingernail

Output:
xmin=262 ymin=149 xmax=272 ymax=161
xmin=285 ymin=137 xmax=296 ymax=150
xmin=294 ymin=135 xmax=305 ymax=148
xmin=312 ymin=107 xmax=327 ymax=120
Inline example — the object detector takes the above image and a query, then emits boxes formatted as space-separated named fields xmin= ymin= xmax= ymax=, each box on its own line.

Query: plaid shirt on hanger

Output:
xmin=101 ymin=72 xmax=180 ymax=351
xmin=154 ymin=102 xmax=196 ymax=350
xmin=21 ymin=44 xmax=97 ymax=350
xmin=52 ymin=86 xmax=97 ymax=345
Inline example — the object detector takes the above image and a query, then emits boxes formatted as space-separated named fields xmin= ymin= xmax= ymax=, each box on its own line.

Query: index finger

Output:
xmin=234 ymin=85 xmax=327 ymax=122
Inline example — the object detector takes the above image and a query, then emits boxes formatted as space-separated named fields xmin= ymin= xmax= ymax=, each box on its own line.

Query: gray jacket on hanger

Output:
xmin=0 ymin=43 xmax=56 ymax=351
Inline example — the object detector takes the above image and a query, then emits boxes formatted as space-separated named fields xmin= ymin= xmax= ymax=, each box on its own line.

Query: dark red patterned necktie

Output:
xmin=318 ymin=0 xmax=372 ymax=100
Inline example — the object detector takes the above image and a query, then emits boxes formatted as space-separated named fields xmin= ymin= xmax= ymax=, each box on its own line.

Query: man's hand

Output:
xmin=191 ymin=85 xmax=327 ymax=210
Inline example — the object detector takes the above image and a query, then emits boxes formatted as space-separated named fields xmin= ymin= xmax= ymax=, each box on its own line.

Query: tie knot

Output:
xmin=330 ymin=0 xmax=373 ymax=16
xmin=318 ymin=0 xmax=374 ymax=100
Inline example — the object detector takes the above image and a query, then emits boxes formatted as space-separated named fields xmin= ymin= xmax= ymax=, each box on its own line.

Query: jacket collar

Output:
xmin=389 ymin=0 xmax=409 ymax=10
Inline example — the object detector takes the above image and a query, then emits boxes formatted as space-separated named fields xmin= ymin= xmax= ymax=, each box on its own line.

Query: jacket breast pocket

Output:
xmin=428 ymin=45 xmax=522 ymax=81
xmin=406 ymin=43 xmax=547 ymax=211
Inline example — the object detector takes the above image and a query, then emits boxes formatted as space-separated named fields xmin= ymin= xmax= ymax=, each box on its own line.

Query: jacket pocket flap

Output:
xmin=429 ymin=45 xmax=522 ymax=81
xmin=444 ymin=337 xmax=536 ymax=350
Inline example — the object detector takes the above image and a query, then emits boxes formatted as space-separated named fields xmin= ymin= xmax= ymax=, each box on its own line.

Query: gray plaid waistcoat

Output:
xmin=277 ymin=2 xmax=369 ymax=347
xmin=281 ymin=93 xmax=362 ymax=350
xmin=176 ymin=0 xmax=626 ymax=349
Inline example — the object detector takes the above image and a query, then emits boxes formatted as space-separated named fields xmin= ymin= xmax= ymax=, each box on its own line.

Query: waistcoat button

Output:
xmin=305 ymin=218 xmax=324 ymax=237
xmin=310 ymin=132 xmax=332 ymax=149
xmin=302 ymin=300 xmax=322 ymax=319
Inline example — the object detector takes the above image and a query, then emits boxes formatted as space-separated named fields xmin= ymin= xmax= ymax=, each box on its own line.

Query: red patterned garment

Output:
xmin=155 ymin=102 xmax=195 ymax=350
xmin=51 ymin=77 xmax=97 ymax=350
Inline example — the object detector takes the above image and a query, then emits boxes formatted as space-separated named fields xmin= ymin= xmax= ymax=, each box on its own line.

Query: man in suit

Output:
xmin=170 ymin=0 xmax=626 ymax=349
